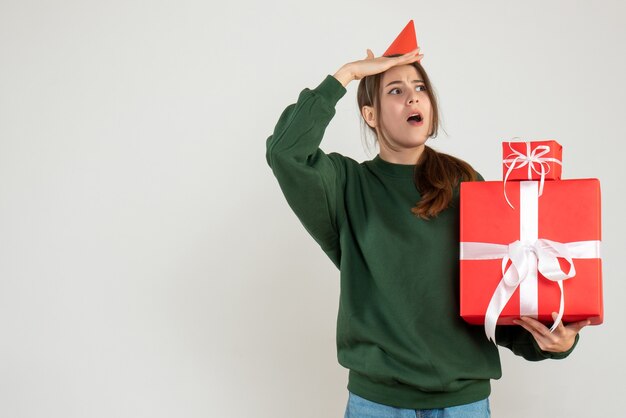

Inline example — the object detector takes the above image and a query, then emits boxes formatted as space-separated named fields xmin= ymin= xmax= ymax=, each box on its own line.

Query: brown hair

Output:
xmin=357 ymin=60 xmax=477 ymax=219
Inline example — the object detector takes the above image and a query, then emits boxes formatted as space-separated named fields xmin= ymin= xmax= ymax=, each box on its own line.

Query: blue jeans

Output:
xmin=344 ymin=392 xmax=490 ymax=418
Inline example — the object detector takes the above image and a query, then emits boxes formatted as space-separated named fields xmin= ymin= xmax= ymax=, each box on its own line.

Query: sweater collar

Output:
xmin=368 ymin=155 xmax=421 ymax=178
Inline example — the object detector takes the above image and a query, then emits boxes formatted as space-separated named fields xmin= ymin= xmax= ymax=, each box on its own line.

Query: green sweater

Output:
xmin=265 ymin=75 xmax=577 ymax=409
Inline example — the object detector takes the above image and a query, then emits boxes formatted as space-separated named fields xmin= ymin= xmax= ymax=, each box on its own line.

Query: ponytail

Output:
xmin=411 ymin=146 xmax=477 ymax=219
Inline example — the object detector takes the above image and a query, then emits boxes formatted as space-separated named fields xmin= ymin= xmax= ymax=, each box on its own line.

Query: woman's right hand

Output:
xmin=333 ymin=48 xmax=423 ymax=87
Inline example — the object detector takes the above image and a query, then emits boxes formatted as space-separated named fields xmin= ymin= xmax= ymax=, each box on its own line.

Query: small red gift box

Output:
xmin=502 ymin=140 xmax=562 ymax=182
xmin=460 ymin=179 xmax=603 ymax=341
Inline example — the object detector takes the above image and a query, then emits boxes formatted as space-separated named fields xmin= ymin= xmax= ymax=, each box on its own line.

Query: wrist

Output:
xmin=333 ymin=65 xmax=354 ymax=87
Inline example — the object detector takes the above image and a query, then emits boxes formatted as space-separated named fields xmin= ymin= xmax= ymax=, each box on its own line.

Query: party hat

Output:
xmin=383 ymin=20 xmax=418 ymax=56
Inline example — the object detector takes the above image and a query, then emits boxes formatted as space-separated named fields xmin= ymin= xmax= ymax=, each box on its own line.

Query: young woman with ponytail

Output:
xmin=266 ymin=27 xmax=585 ymax=418
xmin=355 ymin=53 xmax=477 ymax=220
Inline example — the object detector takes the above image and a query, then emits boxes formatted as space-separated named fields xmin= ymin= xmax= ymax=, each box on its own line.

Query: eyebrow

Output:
xmin=384 ymin=80 xmax=425 ymax=88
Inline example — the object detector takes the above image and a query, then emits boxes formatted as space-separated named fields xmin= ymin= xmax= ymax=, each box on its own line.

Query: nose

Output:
xmin=408 ymin=93 xmax=419 ymax=104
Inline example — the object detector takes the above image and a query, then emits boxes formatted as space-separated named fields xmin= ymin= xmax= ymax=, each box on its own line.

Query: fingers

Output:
xmin=404 ymin=47 xmax=421 ymax=55
xmin=566 ymin=319 xmax=591 ymax=334
xmin=351 ymin=47 xmax=424 ymax=81
xmin=549 ymin=312 xmax=591 ymax=334
xmin=514 ymin=316 xmax=551 ymax=338
xmin=515 ymin=314 xmax=590 ymax=335
xmin=364 ymin=47 xmax=420 ymax=59
xmin=514 ymin=317 xmax=559 ymax=351
xmin=513 ymin=315 xmax=587 ymax=353
xmin=398 ymin=47 xmax=422 ymax=63
xmin=550 ymin=312 xmax=566 ymax=333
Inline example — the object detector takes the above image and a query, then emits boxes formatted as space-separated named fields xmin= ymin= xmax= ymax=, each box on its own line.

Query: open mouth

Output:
xmin=407 ymin=113 xmax=423 ymax=124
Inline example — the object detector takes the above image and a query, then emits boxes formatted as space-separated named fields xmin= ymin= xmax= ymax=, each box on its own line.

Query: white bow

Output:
xmin=461 ymin=238 xmax=600 ymax=343
xmin=503 ymin=141 xmax=562 ymax=208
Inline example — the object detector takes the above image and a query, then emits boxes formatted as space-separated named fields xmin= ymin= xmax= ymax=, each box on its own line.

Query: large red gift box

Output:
xmin=502 ymin=140 xmax=562 ymax=182
xmin=460 ymin=179 xmax=603 ymax=338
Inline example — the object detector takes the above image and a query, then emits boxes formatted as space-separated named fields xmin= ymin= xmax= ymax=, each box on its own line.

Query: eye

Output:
xmin=389 ymin=88 xmax=401 ymax=95
xmin=415 ymin=85 xmax=426 ymax=92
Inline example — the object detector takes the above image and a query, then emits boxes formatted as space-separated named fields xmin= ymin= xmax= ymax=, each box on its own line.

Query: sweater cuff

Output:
xmin=313 ymin=75 xmax=347 ymax=107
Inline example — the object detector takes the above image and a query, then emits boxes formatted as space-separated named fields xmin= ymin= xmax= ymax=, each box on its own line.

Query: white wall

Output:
xmin=1 ymin=1 xmax=624 ymax=416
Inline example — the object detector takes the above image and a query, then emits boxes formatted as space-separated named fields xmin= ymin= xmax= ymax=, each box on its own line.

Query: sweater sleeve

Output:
xmin=495 ymin=326 xmax=579 ymax=361
xmin=265 ymin=75 xmax=347 ymax=267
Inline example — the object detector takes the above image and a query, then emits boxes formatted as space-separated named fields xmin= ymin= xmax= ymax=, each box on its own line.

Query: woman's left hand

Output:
xmin=513 ymin=312 xmax=591 ymax=353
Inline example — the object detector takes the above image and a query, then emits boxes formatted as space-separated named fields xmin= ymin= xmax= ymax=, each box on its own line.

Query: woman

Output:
xmin=265 ymin=29 xmax=588 ymax=417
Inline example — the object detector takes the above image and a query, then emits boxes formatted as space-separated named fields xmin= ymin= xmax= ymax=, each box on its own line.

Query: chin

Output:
xmin=405 ymin=137 xmax=429 ymax=147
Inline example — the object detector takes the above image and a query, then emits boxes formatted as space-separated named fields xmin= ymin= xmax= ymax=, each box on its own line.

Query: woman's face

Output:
xmin=378 ymin=64 xmax=432 ymax=152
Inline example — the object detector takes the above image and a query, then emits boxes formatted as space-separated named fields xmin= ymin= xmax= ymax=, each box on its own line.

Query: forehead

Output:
xmin=381 ymin=64 xmax=421 ymax=85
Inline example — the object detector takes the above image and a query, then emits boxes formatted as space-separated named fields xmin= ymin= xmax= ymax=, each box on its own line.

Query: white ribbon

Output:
xmin=460 ymin=181 xmax=601 ymax=343
xmin=503 ymin=141 xmax=562 ymax=208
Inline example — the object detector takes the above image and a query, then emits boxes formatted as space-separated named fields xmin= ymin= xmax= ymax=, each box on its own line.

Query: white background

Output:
xmin=1 ymin=1 xmax=624 ymax=417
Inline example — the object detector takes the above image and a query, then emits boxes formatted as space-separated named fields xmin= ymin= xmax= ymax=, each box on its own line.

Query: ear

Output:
xmin=361 ymin=105 xmax=377 ymax=128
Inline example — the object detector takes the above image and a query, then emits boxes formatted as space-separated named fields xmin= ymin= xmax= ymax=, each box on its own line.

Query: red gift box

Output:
xmin=460 ymin=179 xmax=603 ymax=341
xmin=502 ymin=140 xmax=562 ymax=182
